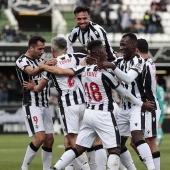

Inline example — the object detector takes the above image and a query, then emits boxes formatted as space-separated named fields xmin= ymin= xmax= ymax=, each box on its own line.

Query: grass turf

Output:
xmin=0 ymin=134 xmax=169 ymax=170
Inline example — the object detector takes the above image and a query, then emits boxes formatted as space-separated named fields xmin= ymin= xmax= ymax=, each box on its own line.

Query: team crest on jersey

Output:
xmin=68 ymin=76 xmax=75 ymax=87
xmin=94 ymin=31 xmax=98 ymax=36
xmin=87 ymin=37 xmax=91 ymax=43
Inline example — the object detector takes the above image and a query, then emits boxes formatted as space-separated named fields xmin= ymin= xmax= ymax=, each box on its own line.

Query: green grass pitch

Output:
xmin=0 ymin=134 xmax=169 ymax=170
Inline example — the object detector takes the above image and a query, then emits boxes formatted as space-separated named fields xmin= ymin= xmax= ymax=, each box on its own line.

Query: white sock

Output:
xmin=87 ymin=150 xmax=96 ymax=170
xmin=53 ymin=149 xmax=76 ymax=170
xmin=21 ymin=142 xmax=38 ymax=170
xmin=75 ymin=152 xmax=90 ymax=170
xmin=64 ymin=148 xmax=81 ymax=170
xmin=120 ymin=148 xmax=137 ymax=170
xmin=95 ymin=148 xmax=107 ymax=170
xmin=41 ymin=146 xmax=52 ymax=170
xmin=136 ymin=141 xmax=155 ymax=170
xmin=65 ymin=162 xmax=74 ymax=170
xmin=119 ymin=161 xmax=128 ymax=170
xmin=107 ymin=154 xmax=120 ymax=170
xmin=153 ymin=151 xmax=160 ymax=170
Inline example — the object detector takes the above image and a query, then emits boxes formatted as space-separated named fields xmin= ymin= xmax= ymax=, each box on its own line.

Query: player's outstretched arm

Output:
xmin=39 ymin=61 xmax=74 ymax=76
xmin=23 ymin=78 xmax=48 ymax=93
xmin=97 ymin=61 xmax=116 ymax=70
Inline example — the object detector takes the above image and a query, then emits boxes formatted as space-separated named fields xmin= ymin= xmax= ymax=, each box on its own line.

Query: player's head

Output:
xmin=74 ymin=6 xmax=91 ymax=31
xmin=28 ymin=35 xmax=46 ymax=59
xmin=120 ymin=32 xmax=137 ymax=60
xmin=87 ymin=40 xmax=107 ymax=64
xmin=137 ymin=38 xmax=149 ymax=54
xmin=51 ymin=37 xmax=67 ymax=57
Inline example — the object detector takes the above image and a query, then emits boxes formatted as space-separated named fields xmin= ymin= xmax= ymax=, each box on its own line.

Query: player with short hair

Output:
xmin=23 ymin=36 xmax=90 ymax=170
xmin=16 ymin=35 xmax=55 ymax=170
xmin=67 ymin=5 xmax=118 ymax=167
xmin=130 ymin=38 xmax=161 ymax=170
xmin=37 ymin=40 xmax=155 ymax=170
xmin=67 ymin=5 xmax=116 ymax=62
xmin=98 ymin=33 xmax=156 ymax=170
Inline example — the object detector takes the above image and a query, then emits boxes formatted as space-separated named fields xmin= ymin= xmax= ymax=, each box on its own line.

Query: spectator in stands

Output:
xmin=90 ymin=0 xmax=104 ymax=26
xmin=12 ymin=25 xmax=24 ymax=42
xmin=159 ymin=0 xmax=167 ymax=11
xmin=0 ymin=72 xmax=4 ymax=102
xmin=7 ymin=73 xmax=18 ymax=101
xmin=0 ymin=74 xmax=8 ymax=102
xmin=81 ymin=0 xmax=91 ymax=6
xmin=101 ymin=0 xmax=113 ymax=26
xmin=75 ymin=0 xmax=84 ymax=6
xmin=156 ymin=13 xmax=164 ymax=33
xmin=1 ymin=24 xmax=13 ymax=42
xmin=126 ymin=5 xmax=132 ymax=19
xmin=116 ymin=3 xmax=123 ymax=32
xmin=121 ymin=10 xmax=132 ymax=33
xmin=151 ymin=0 xmax=159 ymax=11
xmin=143 ymin=10 xmax=151 ymax=33
xmin=148 ymin=10 xmax=158 ymax=34
xmin=133 ymin=19 xmax=145 ymax=33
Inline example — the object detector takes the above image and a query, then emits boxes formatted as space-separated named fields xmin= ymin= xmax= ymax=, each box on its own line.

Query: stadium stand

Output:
xmin=53 ymin=0 xmax=170 ymax=43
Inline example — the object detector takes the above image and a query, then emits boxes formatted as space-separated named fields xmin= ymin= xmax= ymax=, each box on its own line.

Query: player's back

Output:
xmin=144 ymin=57 xmax=158 ymax=107
xmin=81 ymin=65 xmax=119 ymax=112
xmin=50 ymin=53 xmax=86 ymax=107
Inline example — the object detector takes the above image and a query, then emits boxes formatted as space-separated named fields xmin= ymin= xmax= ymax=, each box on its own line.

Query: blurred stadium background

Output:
xmin=0 ymin=0 xmax=170 ymax=142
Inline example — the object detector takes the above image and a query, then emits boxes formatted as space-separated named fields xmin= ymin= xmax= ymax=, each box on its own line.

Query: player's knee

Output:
xmin=74 ymin=145 xmax=86 ymax=157
xmin=43 ymin=134 xmax=54 ymax=147
xmin=108 ymin=147 xmax=121 ymax=156
xmin=35 ymin=134 xmax=46 ymax=145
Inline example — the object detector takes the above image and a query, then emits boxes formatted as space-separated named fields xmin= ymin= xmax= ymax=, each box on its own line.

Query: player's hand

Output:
xmin=142 ymin=101 xmax=156 ymax=112
xmin=39 ymin=61 xmax=46 ymax=69
xmin=46 ymin=58 xmax=57 ymax=66
xmin=80 ymin=59 xmax=87 ymax=66
xmin=23 ymin=80 xmax=36 ymax=90
xmin=97 ymin=61 xmax=116 ymax=70
xmin=114 ymin=51 xmax=120 ymax=58
xmin=86 ymin=55 xmax=97 ymax=65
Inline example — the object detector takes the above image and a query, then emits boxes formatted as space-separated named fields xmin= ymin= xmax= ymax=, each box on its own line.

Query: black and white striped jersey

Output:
xmin=72 ymin=65 xmax=119 ymax=112
xmin=115 ymin=54 xmax=146 ymax=110
xmin=16 ymin=55 xmax=50 ymax=107
xmin=67 ymin=21 xmax=116 ymax=61
xmin=143 ymin=57 xmax=158 ymax=108
xmin=44 ymin=53 xmax=87 ymax=108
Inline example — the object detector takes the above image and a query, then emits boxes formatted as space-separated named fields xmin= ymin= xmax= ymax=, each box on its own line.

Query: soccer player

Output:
xmin=23 ymin=36 xmax=90 ymax=170
xmin=67 ymin=5 xmax=117 ymax=166
xmin=98 ymin=33 xmax=156 ymax=170
xmin=15 ymin=35 xmax=55 ymax=170
xmin=67 ymin=5 xmax=117 ymax=62
xmin=156 ymin=76 xmax=165 ymax=147
xmin=130 ymin=39 xmax=161 ymax=170
xmin=38 ymin=40 xmax=155 ymax=170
